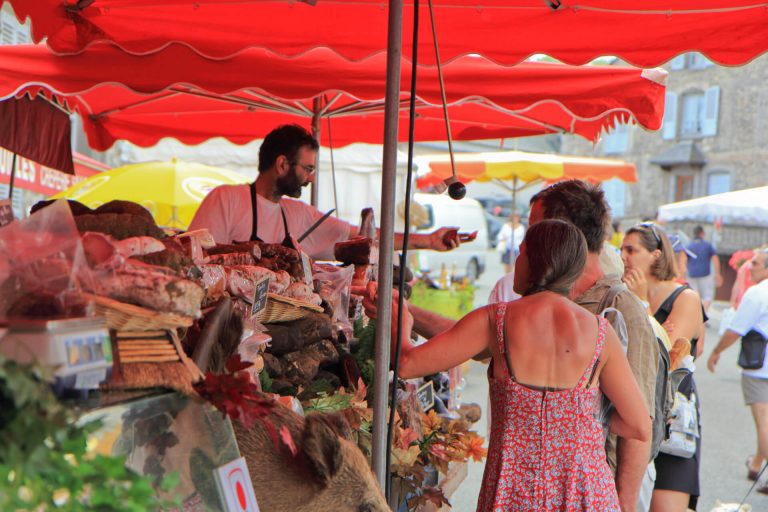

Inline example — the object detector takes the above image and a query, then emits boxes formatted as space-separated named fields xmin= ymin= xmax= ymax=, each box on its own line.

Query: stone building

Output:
xmin=561 ymin=53 xmax=768 ymax=295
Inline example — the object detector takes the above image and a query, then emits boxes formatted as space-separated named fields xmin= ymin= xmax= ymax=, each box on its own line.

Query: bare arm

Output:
xmin=349 ymin=226 xmax=460 ymax=251
xmin=664 ymin=289 xmax=705 ymax=344
xmin=396 ymin=304 xmax=492 ymax=379
xmin=600 ymin=329 xmax=652 ymax=442
xmin=712 ymin=254 xmax=723 ymax=287
xmin=707 ymin=329 xmax=741 ymax=372
xmin=409 ymin=304 xmax=457 ymax=339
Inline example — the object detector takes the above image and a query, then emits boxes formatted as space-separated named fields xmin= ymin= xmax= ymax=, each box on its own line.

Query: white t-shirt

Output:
xmin=729 ymin=279 xmax=768 ymax=378
xmin=188 ymin=184 xmax=352 ymax=260
xmin=496 ymin=223 xmax=525 ymax=252
xmin=488 ymin=272 xmax=521 ymax=304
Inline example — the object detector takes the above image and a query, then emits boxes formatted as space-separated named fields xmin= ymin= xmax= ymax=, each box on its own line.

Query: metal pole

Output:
xmin=310 ymin=97 xmax=322 ymax=207
xmin=7 ymin=153 xmax=16 ymax=201
xmin=371 ymin=0 xmax=403 ymax=493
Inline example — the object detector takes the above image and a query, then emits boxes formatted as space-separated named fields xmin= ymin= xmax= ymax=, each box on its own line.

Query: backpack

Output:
xmin=595 ymin=282 xmax=673 ymax=461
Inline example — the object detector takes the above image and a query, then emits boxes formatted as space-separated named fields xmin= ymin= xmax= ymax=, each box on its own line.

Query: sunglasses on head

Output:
xmin=637 ymin=222 xmax=662 ymax=249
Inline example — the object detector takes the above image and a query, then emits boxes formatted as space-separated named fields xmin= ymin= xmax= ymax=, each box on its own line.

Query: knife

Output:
xmin=297 ymin=208 xmax=336 ymax=243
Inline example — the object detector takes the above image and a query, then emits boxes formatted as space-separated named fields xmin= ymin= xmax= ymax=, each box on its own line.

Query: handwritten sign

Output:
xmin=416 ymin=380 xmax=435 ymax=412
xmin=250 ymin=276 xmax=271 ymax=317
xmin=214 ymin=457 xmax=260 ymax=512
xmin=0 ymin=199 xmax=13 ymax=227
xmin=300 ymin=250 xmax=313 ymax=285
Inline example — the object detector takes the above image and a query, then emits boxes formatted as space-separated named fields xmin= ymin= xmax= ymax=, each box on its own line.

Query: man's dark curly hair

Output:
xmin=258 ymin=124 xmax=319 ymax=172
xmin=530 ymin=180 xmax=609 ymax=253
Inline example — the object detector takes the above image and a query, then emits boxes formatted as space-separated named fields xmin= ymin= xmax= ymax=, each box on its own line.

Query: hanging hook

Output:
xmin=427 ymin=0 xmax=465 ymax=200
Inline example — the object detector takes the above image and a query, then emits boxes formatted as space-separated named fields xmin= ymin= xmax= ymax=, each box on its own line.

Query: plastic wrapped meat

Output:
xmin=197 ymin=264 xmax=227 ymax=304
xmin=283 ymin=282 xmax=322 ymax=306
xmin=229 ymin=266 xmax=289 ymax=294
xmin=206 ymin=252 xmax=256 ymax=266
xmin=97 ymin=268 xmax=204 ymax=317
xmin=114 ymin=236 xmax=166 ymax=257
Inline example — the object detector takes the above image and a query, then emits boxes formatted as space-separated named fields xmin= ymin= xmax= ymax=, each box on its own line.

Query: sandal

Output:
xmin=747 ymin=456 xmax=761 ymax=481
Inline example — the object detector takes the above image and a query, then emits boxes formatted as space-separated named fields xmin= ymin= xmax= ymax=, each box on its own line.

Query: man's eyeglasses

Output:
xmin=291 ymin=161 xmax=316 ymax=174
xmin=638 ymin=222 xmax=662 ymax=249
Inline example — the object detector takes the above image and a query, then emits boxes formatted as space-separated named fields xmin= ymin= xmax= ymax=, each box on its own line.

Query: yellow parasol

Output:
xmin=53 ymin=159 xmax=251 ymax=229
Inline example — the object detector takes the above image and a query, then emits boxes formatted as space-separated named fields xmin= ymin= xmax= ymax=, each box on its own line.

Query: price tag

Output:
xmin=416 ymin=380 xmax=435 ymax=412
xmin=300 ymin=250 xmax=313 ymax=285
xmin=0 ymin=199 xmax=14 ymax=227
xmin=214 ymin=457 xmax=260 ymax=512
xmin=250 ymin=276 xmax=271 ymax=317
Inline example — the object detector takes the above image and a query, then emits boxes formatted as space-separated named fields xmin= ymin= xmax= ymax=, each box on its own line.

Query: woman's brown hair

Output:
xmin=523 ymin=219 xmax=588 ymax=296
xmin=626 ymin=223 xmax=677 ymax=281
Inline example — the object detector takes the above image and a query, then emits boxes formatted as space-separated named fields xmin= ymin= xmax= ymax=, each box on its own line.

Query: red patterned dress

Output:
xmin=476 ymin=303 xmax=620 ymax=511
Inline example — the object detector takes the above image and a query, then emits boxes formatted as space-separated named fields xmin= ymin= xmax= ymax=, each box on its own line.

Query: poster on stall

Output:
xmin=0 ymin=199 xmax=13 ymax=227
xmin=214 ymin=457 xmax=260 ymax=512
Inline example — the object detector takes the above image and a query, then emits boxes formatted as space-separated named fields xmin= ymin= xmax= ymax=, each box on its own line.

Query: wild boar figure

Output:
xmin=233 ymin=405 xmax=390 ymax=512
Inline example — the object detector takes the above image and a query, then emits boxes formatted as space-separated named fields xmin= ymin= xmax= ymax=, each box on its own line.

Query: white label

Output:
xmin=300 ymin=251 xmax=313 ymax=285
xmin=214 ymin=457 xmax=260 ymax=512
xmin=74 ymin=368 xmax=107 ymax=390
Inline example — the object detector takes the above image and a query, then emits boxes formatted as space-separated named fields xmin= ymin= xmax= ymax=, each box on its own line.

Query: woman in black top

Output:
xmin=621 ymin=223 xmax=707 ymax=512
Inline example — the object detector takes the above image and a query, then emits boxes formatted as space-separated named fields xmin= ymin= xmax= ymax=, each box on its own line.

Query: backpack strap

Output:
xmin=494 ymin=303 xmax=514 ymax=379
xmin=653 ymin=285 xmax=689 ymax=325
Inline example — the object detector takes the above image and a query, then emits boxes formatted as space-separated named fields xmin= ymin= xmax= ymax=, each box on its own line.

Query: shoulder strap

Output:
xmin=654 ymin=285 xmax=689 ymax=325
xmin=494 ymin=303 xmax=513 ymax=379
xmin=249 ymin=181 xmax=260 ymax=242
xmin=580 ymin=316 xmax=607 ymax=388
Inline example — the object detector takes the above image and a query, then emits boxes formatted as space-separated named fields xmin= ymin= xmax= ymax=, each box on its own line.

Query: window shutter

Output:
xmin=702 ymin=86 xmax=720 ymax=137
xmin=602 ymin=179 xmax=627 ymax=218
xmin=669 ymin=55 xmax=686 ymax=70
xmin=602 ymin=123 xmax=630 ymax=155
xmin=662 ymin=92 xmax=678 ymax=140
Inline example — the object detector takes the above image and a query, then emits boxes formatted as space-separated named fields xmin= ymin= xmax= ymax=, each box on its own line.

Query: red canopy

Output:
xmin=0 ymin=43 xmax=666 ymax=150
xmin=8 ymin=1 xmax=768 ymax=66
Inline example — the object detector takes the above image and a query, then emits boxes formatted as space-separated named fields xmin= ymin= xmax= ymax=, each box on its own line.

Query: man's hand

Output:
xmin=622 ymin=268 xmax=649 ymax=303
xmin=707 ymin=350 xmax=720 ymax=373
xmin=429 ymin=227 xmax=460 ymax=251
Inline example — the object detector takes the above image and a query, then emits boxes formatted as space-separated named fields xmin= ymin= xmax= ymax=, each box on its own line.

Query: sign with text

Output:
xmin=0 ymin=199 xmax=13 ymax=227
xmin=300 ymin=250 xmax=313 ymax=285
xmin=417 ymin=380 xmax=435 ymax=412
xmin=214 ymin=457 xmax=260 ymax=512
xmin=250 ymin=276 xmax=270 ymax=317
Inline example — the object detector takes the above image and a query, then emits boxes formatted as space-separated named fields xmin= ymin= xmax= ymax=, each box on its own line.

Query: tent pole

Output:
xmin=512 ymin=176 xmax=518 ymax=213
xmin=311 ymin=98 xmax=322 ymax=207
xmin=7 ymin=153 xmax=16 ymax=200
xmin=372 ymin=0 xmax=403 ymax=495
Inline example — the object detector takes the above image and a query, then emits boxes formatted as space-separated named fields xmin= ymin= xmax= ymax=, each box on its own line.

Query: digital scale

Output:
xmin=0 ymin=316 xmax=113 ymax=397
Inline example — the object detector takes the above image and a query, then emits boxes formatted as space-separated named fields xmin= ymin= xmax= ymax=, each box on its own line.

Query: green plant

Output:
xmin=0 ymin=354 xmax=180 ymax=511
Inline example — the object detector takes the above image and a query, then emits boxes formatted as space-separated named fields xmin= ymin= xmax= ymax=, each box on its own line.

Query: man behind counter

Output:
xmin=189 ymin=124 xmax=459 ymax=260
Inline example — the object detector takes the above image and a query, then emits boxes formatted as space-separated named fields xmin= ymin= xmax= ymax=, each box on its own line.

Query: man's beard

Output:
xmin=276 ymin=169 xmax=304 ymax=198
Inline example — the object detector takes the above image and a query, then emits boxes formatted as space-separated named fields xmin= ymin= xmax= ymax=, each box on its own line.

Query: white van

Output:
xmin=412 ymin=193 xmax=488 ymax=282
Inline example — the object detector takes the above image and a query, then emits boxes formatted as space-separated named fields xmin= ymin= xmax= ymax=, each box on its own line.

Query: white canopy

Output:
xmin=658 ymin=186 xmax=768 ymax=227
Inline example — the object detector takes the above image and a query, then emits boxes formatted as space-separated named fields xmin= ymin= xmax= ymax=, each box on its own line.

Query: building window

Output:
xmin=601 ymin=123 xmax=631 ymax=155
xmin=680 ymin=92 xmax=705 ymax=137
xmin=707 ymin=171 xmax=731 ymax=196
xmin=0 ymin=9 xmax=30 ymax=45
xmin=602 ymin=178 xmax=627 ymax=217
xmin=674 ymin=174 xmax=695 ymax=202
xmin=664 ymin=86 xmax=720 ymax=140
xmin=669 ymin=53 xmax=715 ymax=71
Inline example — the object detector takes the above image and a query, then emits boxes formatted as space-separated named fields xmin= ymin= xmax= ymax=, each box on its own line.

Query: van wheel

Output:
xmin=466 ymin=259 xmax=480 ymax=283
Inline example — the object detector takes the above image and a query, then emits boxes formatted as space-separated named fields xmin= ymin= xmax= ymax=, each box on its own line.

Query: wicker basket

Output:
xmin=83 ymin=293 xmax=195 ymax=331
xmin=255 ymin=293 xmax=324 ymax=324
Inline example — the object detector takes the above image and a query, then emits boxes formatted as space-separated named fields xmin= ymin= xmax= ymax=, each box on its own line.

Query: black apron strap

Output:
xmin=251 ymin=182 xmax=293 ymax=245
xmin=249 ymin=182 xmax=261 ymax=242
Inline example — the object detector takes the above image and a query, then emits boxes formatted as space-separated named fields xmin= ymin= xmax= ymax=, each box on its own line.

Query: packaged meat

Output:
xmin=282 ymin=282 xmax=322 ymax=306
xmin=206 ymin=252 xmax=256 ymax=266
xmin=97 ymin=268 xmax=204 ymax=317
xmin=197 ymin=264 xmax=227 ymax=304
xmin=334 ymin=236 xmax=373 ymax=265
xmin=114 ymin=236 xmax=166 ymax=257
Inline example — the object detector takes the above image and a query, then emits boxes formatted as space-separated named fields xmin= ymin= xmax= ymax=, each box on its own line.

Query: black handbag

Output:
xmin=738 ymin=330 xmax=768 ymax=370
